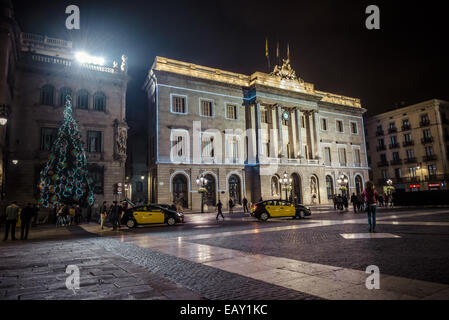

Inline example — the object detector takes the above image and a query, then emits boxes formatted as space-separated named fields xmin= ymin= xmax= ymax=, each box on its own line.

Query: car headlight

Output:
xmin=177 ymin=212 xmax=183 ymax=217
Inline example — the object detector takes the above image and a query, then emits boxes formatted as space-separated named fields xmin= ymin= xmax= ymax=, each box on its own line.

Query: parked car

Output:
xmin=250 ymin=200 xmax=311 ymax=221
xmin=121 ymin=204 xmax=184 ymax=228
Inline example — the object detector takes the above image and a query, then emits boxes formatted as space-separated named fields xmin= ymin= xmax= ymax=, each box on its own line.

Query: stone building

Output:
xmin=365 ymin=99 xmax=449 ymax=192
xmin=0 ymin=1 xmax=129 ymax=212
xmin=143 ymin=56 xmax=369 ymax=211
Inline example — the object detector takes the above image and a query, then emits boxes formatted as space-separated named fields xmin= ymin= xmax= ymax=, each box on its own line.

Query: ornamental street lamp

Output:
xmin=337 ymin=174 xmax=348 ymax=196
xmin=282 ymin=171 xmax=293 ymax=202
xmin=196 ymin=174 xmax=208 ymax=213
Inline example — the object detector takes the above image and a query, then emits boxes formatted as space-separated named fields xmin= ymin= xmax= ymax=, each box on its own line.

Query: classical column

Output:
xmin=255 ymin=102 xmax=262 ymax=162
xmin=276 ymin=105 xmax=285 ymax=158
xmin=295 ymin=108 xmax=303 ymax=159
xmin=313 ymin=111 xmax=322 ymax=160
xmin=304 ymin=111 xmax=313 ymax=159
xmin=247 ymin=103 xmax=257 ymax=164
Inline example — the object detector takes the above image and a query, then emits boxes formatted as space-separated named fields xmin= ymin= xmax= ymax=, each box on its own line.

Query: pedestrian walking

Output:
xmin=216 ymin=200 xmax=224 ymax=221
xmin=242 ymin=197 xmax=249 ymax=213
xmin=3 ymin=201 xmax=20 ymax=241
xmin=68 ymin=205 xmax=75 ymax=226
xmin=228 ymin=198 xmax=234 ymax=214
xmin=343 ymin=194 xmax=349 ymax=211
xmin=332 ymin=195 xmax=337 ymax=210
xmin=99 ymin=201 xmax=108 ymax=230
xmin=388 ymin=193 xmax=394 ymax=208
xmin=20 ymin=203 xmax=34 ymax=240
xmin=55 ymin=204 xmax=64 ymax=227
xmin=176 ymin=198 xmax=184 ymax=213
xmin=362 ymin=181 xmax=379 ymax=233
xmin=109 ymin=201 xmax=122 ymax=231
xmin=350 ymin=193 xmax=358 ymax=213
xmin=356 ymin=194 xmax=364 ymax=212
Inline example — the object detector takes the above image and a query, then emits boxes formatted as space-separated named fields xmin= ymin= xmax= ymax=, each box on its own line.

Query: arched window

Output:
xmin=271 ymin=176 xmax=280 ymax=197
xmin=77 ymin=89 xmax=89 ymax=109
xmin=355 ymin=175 xmax=363 ymax=195
xmin=228 ymin=174 xmax=241 ymax=204
xmin=93 ymin=92 xmax=106 ymax=111
xmin=40 ymin=84 xmax=55 ymax=106
xmin=59 ymin=87 xmax=72 ymax=106
xmin=326 ymin=175 xmax=334 ymax=200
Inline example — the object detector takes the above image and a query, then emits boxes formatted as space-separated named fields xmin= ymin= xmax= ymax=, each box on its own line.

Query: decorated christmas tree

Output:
xmin=39 ymin=95 xmax=95 ymax=208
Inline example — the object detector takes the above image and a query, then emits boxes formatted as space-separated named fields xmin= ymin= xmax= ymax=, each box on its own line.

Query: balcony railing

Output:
xmin=420 ymin=120 xmax=430 ymax=127
xmin=377 ymin=161 xmax=389 ymax=167
xmin=421 ymin=136 xmax=434 ymax=144
xmin=402 ymin=140 xmax=414 ymax=147
xmin=423 ymin=154 xmax=437 ymax=162
xmin=401 ymin=124 xmax=411 ymax=131
xmin=389 ymin=143 xmax=400 ymax=149
xmin=353 ymin=162 xmax=362 ymax=167
xmin=376 ymin=145 xmax=386 ymax=151
xmin=388 ymin=127 xmax=398 ymax=134
xmin=375 ymin=130 xmax=384 ymax=136
xmin=390 ymin=159 xmax=402 ymax=165
xmin=404 ymin=157 xmax=417 ymax=164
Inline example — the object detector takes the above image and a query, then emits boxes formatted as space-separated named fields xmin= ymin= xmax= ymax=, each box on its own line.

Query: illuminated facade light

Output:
xmin=75 ymin=52 xmax=105 ymax=66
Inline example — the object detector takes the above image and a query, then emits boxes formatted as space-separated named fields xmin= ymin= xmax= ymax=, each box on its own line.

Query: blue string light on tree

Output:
xmin=39 ymin=95 xmax=94 ymax=208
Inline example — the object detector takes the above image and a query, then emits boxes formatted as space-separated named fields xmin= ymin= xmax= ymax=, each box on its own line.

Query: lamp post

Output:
xmin=282 ymin=171 xmax=293 ymax=202
xmin=196 ymin=174 xmax=208 ymax=213
xmin=337 ymin=174 xmax=348 ymax=196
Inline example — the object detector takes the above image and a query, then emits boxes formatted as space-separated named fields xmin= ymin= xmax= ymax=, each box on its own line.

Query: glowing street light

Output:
xmin=196 ymin=174 xmax=208 ymax=213
xmin=282 ymin=171 xmax=293 ymax=201
xmin=75 ymin=52 xmax=105 ymax=66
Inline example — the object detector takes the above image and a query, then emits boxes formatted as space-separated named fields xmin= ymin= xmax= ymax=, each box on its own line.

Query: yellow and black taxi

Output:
xmin=250 ymin=200 xmax=311 ymax=221
xmin=121 ymin=204 xmax=184 ymax=228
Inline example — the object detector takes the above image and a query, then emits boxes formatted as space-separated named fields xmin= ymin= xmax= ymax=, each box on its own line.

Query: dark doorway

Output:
xmin=204 ymin=174 xmax=216 ymax=206
xmin=172 ymin=174 xmax=188 ymax=208
xmin=291 ymin=173 xmax=302 ymax=204
xmin=228 ymin=174 xmax=241 ymax=204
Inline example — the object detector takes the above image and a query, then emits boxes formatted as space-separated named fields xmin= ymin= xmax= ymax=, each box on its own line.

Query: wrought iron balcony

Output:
xmin=388 ymin=127 xmax=398 ymax=134
xmin=375 ymin=130 xmax=384 ymax=136
xmin=376 ymin=145 xmax=386 ymax=151
xmin=420 ymin=119 xmax=430 ymax=127
xmin=404 ymin=157 xmax=417 ymax=164
xmin=423 ymin=154 xmax=437 ymax=162
xmin=377 ymin=161 xmax=389 ymax=167
xmin=421 ymin=136 xmax=434 ymax=144
xmin=389 ymin=143 xmax=400 ymax=149
xmin=401 ymin=124 xmax=411 ymax=131
xmin=390 ymin=159 xmax=402 ymax=165
xmin=402 ymin=140 xmax=414 ymax=147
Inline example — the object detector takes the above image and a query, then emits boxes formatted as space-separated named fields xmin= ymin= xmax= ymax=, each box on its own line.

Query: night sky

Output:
xmin=12 ymin=0 xmax=449 ymax=121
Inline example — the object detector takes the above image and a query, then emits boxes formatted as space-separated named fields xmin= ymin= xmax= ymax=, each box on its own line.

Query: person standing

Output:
xmin=343 ymin=194 xmax=349 ymax=211
xmin=228 ymin=198 xmax=234 ymax=214
xmin=20 ymin=203 xmax=34 ymax=240
xmin=242 ymin=197 xmax=248 ymax=213
xmin=74 ymin=204 xmax=82 ymax=225
xmin=99 ymin=201 xmax=108 ymax=230
xmin=362 ymin=181 xmax=379 ymax=232
xmin=216 ymin=200 xmax=224 ymax=221
xmin=350 ymin=193 xmax=358 ymax=213
xmin=332 ymin=195 xmax=337 ymax=210
xmin=3 ymin=201 xmax=19 ymax=241
xmin=109 ymin=201 xmax=122 ymax=231
xmin=378 ymin=194 xmax=384 ymax=207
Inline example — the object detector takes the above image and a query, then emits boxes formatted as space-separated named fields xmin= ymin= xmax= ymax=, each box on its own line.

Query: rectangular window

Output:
xmin=391 ymin=136 xmax=397 ymax=144
xmin=389 ymin=122 xmax=395 ymax=129
xmin=226 ymin=104 xmax=238 ymax=120
xmin=321 ymin=118 xmax=328 ymax=131
xmin=423 ymin=129 xmax=431 ymax=138
xmin=338 ymin=147 xmax=347 ymax=166
xmin=380 ymin=154 xmax=387 ymax=162
xmin=425 ymin=146 xmax=434 ymax=156
xmin=350 ymin=121 xmax=358 ymax=134
xmin=87 ymin=164 xmax=104 ymax=194
xmin=392 ymin=152 xmax=399 ymax=160
xmin=428 ymin=165 xmax=437 ymax=176
xmin=404 ymin=133 xmax=412 ymax=142
xmin=87 ymin=131 xmax=102 ymax=153
xmin=354 ymin=149 xmax=361 ymax=166
xmin=406 ymin=149 xmax=415 ymax=159
xmin=200 ymin=100 xmax=213 ymax=117
xmin=260 ymin=108 xmax=268 ymax=123
xmin=263 ymin=142 xmax=270 ymax=157
xmin=40 ymin=128 xmax=58 ymax=151
xmin=231 ymin=137 xmax=238 ymax=163
xmin=336 ymin=120 xmax=344 ymax=133
xmin=172 ymin=95 xmax=186 ymax=114
xmin=403 ymin=119 xmax=410 ymax=126
xmin=301 ymin=116 xmax=305 ymax=128
xmin=409 ymin=167 xmax=417 ymax=177
xmin=324 ymin=147 xmax=331 ymax=165
xmin=378 ymin=139 xmax=385 ymax=147
xmin=201 ymin=134 xmax=215 ymax=159
xmin=382 ymin=169 xmax=388 ymax=179
xmin=395 ymin=168 xmax=402 ymax=178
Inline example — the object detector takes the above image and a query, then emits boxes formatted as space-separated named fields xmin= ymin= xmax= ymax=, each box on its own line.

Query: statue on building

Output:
xmin=114 ymin=120 xmax=128 ymax=161
xmin=120 ymin=54 xmax=128 ymax=73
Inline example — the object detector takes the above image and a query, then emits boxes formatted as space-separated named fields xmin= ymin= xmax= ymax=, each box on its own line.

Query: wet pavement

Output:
xmin=1 ymin=206 xmax=449 ymax=300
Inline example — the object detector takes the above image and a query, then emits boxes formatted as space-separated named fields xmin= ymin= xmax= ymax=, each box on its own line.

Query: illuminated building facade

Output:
xmin=143 ymin=56 xmax=369 ymax=210
xmin=0 ymin=1 xmax=129 ymax=212
xmin=366 ymin=99 xmax=449 ymax=192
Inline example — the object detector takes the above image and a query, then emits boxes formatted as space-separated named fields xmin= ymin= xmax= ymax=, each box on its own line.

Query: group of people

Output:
xmin=55 ymin=203 xmax=83 ymax=227
xmin=377 ymin=193 xmax=394 ymax=208
xmin=215 ymin=197 xmax=250 ymax=221
xmin=2 ymin=202 xmax=39 ymax=241
xmin=99 ymin=200 xmax=129 ymax=231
